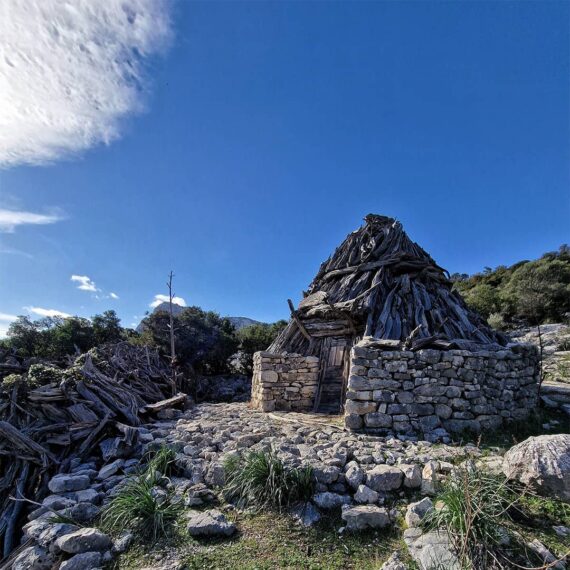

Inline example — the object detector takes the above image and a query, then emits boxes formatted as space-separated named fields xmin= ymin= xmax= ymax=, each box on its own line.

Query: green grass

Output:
xmin=100 ymin=446 xmax=182 ymax=543
xmin=113 ymin=511 xmax=409 ymax=570
xmin=223 ymin=451 xmax=315 ymax=511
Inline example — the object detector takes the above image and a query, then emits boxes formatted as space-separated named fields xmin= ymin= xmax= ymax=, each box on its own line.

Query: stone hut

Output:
xmin=251 ymin=214 xmax=539 ymax=436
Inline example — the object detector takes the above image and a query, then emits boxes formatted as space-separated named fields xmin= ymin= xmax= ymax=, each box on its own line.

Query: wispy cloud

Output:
xmin=110 ymin=292 xmax=119 ymax=300
xmin=0 ymin=0 xmax=172 ymax=168
xmin=71 ymin=274 xmax=99 ymax=292
xmin=24 ymin=306 xmax=71 ymax=318
xmin=0 ymin=208 xmax=64 ymax=233
xmin=150 ymin=294 xmax=186 ymax=309
xmin=0 ymin=245 xmax=34 ymax=259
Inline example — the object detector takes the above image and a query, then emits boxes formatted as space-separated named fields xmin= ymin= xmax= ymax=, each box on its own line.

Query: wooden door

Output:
xmin=314 ymin=337 xmax=351 ymax=414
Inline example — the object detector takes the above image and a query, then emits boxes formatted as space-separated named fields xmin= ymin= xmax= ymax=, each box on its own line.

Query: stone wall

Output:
xmin=251 ymin=351 xmax=320 ymax=412
xmin=345 ymin=340 xmax=539 ymax=437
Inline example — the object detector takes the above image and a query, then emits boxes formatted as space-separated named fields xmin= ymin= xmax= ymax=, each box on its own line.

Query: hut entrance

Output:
xmin=314 ymin=337 xmax=351 ymax=414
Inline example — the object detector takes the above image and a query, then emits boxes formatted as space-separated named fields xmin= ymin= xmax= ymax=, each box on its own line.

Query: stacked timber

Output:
xmin=270 ymin=214 xmax=509 ymax=355
xmin=0 ymin=342 xmax=188 ymax=558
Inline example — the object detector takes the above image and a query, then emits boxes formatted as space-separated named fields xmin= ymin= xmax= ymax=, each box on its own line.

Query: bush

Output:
xmin=423 ymin=464 xmax=516 ymax=569
xmin=100 ymin=447 xmax=182 ymax=542
xmin=487 ymin=313 xmax=506 ymax=331
xmin=223 ymin=451 xmax=314 ymax=511
xmin=235 ymin=321 xmax=287 ymax=374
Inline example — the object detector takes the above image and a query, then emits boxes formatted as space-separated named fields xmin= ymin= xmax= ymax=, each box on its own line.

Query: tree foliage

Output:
xmin=138 ymin=306 xmax=240 ymax=374
xmin=236 ymin=321 xmax=287 ymax=374
xmin=452 ymin=245 xmax=570 ymax=326
xmin=4 ymin=310 xmax=125 ymax=360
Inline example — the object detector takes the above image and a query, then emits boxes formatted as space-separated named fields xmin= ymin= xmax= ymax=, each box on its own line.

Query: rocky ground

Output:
xmin=8 ymin=402 xmax=570 ymax=570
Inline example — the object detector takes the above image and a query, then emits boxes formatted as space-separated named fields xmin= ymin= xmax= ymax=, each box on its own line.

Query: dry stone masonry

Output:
xmin=251 ymin=351 xmax=319 ymax=412
xmin=344 ymin=339 xmax=539 ymax=437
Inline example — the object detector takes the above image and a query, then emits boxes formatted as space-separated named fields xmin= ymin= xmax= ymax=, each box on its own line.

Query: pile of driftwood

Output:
xmin=0 ymin=342 xmax=187 ymax=558
xmin=270 ymin=214 xmax=508 ymax=355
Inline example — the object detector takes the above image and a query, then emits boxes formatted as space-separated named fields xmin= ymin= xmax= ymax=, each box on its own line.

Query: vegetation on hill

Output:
xmin=451 ymin=245 xmax=570 ymax=328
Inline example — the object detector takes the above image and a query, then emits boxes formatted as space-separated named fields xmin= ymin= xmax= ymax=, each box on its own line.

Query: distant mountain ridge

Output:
xmin=137 ymin=303 xmax=263 ymax=332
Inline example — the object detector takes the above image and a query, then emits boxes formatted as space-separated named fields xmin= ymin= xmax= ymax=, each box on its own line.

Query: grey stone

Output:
xmin=345 ymin=461 xmax=365 ymax=490
xmin=421 ymin=461 xmax=439 ymax=496
xmin=290 ymin=502 xmax=321 ymax=527
xmin=503 ymin=434 xmax=570 ymax=502
xmin=366 ymin=465 xmax=403 ymax=492
xmin=187 ymin=509 xmax=236 ymax=537
xmin=312 ymin=492 xmax=351 ymax=509
xmin=405 ymin=497 xmax=434 ymax=528
xmin=112 ymin=531 xmax=134 ymax=554
xmin=527 ymin=539 xmax=565 ymax=570
xmin=407 ymin=530 xmax=461 ymax=570
xmin=341 ymin=505 xmax=391 ymax=531
xmin=354 ymin=484 xmax=379 ymax=504
xmin=400 ymin=464 xmax=422 ymax=488
xmin=12 ymin=546 xmax=56 ymax=570
xmin=379 ymin=552 xmax=407 ymax=570
xmin=55 ymin=528 xmax=112 ymax=554
xmin=97 ymin=459 xmax=124 ymax=480
xmin=364 ymin=412 xmax=393 ymax=428
xmin=59 ymin=552 xmax=102 ymax=570
xmin=48 ymin=474 xmax=90 ymax=494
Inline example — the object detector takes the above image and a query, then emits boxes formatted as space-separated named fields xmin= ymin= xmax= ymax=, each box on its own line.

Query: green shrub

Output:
xmin=1 ymin=373 xmax=23 ymax=389
xmin=144 ymin=445 xmax=177 ymax=479
xmin=487 ymin=312 xmax=506 ymax=331
xmin=223 ymin=451 xmax=314 ymax=511
xmin=100 ymin=475 xmax=182 ymax=542
xmin=423 ymin=464 xmax=516 ymax=569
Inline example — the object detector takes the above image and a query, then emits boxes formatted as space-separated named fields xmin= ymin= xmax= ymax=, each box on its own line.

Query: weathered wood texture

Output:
xmin=0 ymin=342 xmax=187 ymax=558
xmin=269 ymin=214 xmax=508 ymax=355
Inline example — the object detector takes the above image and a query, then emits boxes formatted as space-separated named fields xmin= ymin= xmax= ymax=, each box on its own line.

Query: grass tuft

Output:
xmin=223 ymin=451 xmax=314 ymax=511
xmin=100 ymin=447 xmax=182 ymax=543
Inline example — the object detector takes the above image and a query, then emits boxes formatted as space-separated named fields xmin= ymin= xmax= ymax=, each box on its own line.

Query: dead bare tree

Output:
xmin=167 ymin=271 xmax=177 ymax=396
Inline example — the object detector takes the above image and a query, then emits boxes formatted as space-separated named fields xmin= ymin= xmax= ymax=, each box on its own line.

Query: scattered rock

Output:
xmin=553 ymin=525 xmax=570 ymax=538
xmin=48 ymin=474 xmax=91 ymax=494
xmin=379 ymin=552 xmax=407 ymax=570
xmin=527 ymin=539 xmax=566 ymax=570
xmin=186 ymin=509 xmax=236 ymax=537
xmin=345 ymin=461 xmax=365 ymax=490
xmin=112 ymin=531 xmax=134 ymax=554
xmin=366 ymin=465 xmax=403 ymax=492
xmin=406 ymin=530 xmax=461 ymax=570
xmin=12 ymin=545 xmax=56 ymax=570
xmin=421 ymin=461 xmax=439 ymax=496
xmin=312 ymin=492 xmax=352 ymax=510
xmin=341 ymin=505 xmax=391 ymax=531
xmin=400 ymin=464 xmax=422 ymax=488
xmin=59 ymin=551 xmax=102 ymax=570
xmin=354 ymin=484 xmax=379 ymax=504
xmin=97 ymin=459 xmax=124 ymax=480
xmin=55 ymin=528 xmax=112 ymax=554
xmin=503 ymin=434 xmax=570 ymax=502
xmin=405 ymin=497 xmax=434 ymax=528
xmin=290 ymin=501 xmax=321 ymax=527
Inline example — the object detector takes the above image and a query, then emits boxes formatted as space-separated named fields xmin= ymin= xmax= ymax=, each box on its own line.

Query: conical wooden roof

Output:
xmin=270 ymin=214 xmax=507 ymax=354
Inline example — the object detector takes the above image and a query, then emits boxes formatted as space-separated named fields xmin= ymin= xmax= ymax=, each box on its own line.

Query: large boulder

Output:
xmin=366 ymin=465 xmax=403 ymax=492
xmin=503 ymin=434 xmax=570 ymax=502
xmin=55 ymin=528 xmax=112 ymax=554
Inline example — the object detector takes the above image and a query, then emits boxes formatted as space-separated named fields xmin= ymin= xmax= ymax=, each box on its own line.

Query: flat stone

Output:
xmin=407 ymin=530 xmax=461 ymax=570
xmin=345 ymin=461 xmax=365 ymax=490
xmin=400 ymin=464 xmax=422 ymax=488
xmin=312 ymin=492 xmax=351 ymax=509
xmin=366 ymin=465 xmax=403 ymax=492
xmin=405 ymin=497 xmax=434 ymax=528
xmin=55 ymin=528 xmax=112 ymax=554
xmin=97 ymin=459 xmax=124 ymax=480
xmin=48 ymin=475 xmax=91 ymax=494
xmin=187 ymin=509 xmax=236 ymax=537
xmin=59 ymin=552 xmax=102 ymax=570
xmin=354 ymin=484 xmax=379 ymax=504
xmin=341 ymin=504 xmax=391 ymax=531
xmin=290 ymin=501 xmax=321 ymax=527
xmin=12 ymin=546 xmax=56 ymax=570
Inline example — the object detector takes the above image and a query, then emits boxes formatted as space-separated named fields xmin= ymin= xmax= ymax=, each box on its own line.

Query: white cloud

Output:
xmin=0 ymin=208 xmax=64 ymax=232
xmin=0 ymin=0 xmax=172 ymax=167
xmin=150 ymin=294 xmax=186 ymax=309
xmin=24 ymin=306 xmax=71 ymax=318
xmin=110 ymin=292 xmax=119 ymax=299
xmin=0 ymin=312 xmax=18 ymax=322
xmin=71 ymin=274 xmax=98 ymax=292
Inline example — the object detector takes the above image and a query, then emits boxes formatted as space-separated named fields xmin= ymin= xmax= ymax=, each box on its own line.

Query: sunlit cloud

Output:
xmin=150 ymin=294 xmax=186 ymax=309
xmin=0 ymin=208 xmax=64 ymax=233
xmin=71 ymin=274 xmax=98 ymax=292
xmin=24 ymin=306 xmax=71 ymax=318
xmin=110 ymin=292 xmax=119 ymax=299
xmin=0 ymin=0 xmax=173 ymax=167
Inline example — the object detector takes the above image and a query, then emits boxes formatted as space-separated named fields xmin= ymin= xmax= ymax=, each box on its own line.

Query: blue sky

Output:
xmin=0 ymin=0 xmax=568 ymax=333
